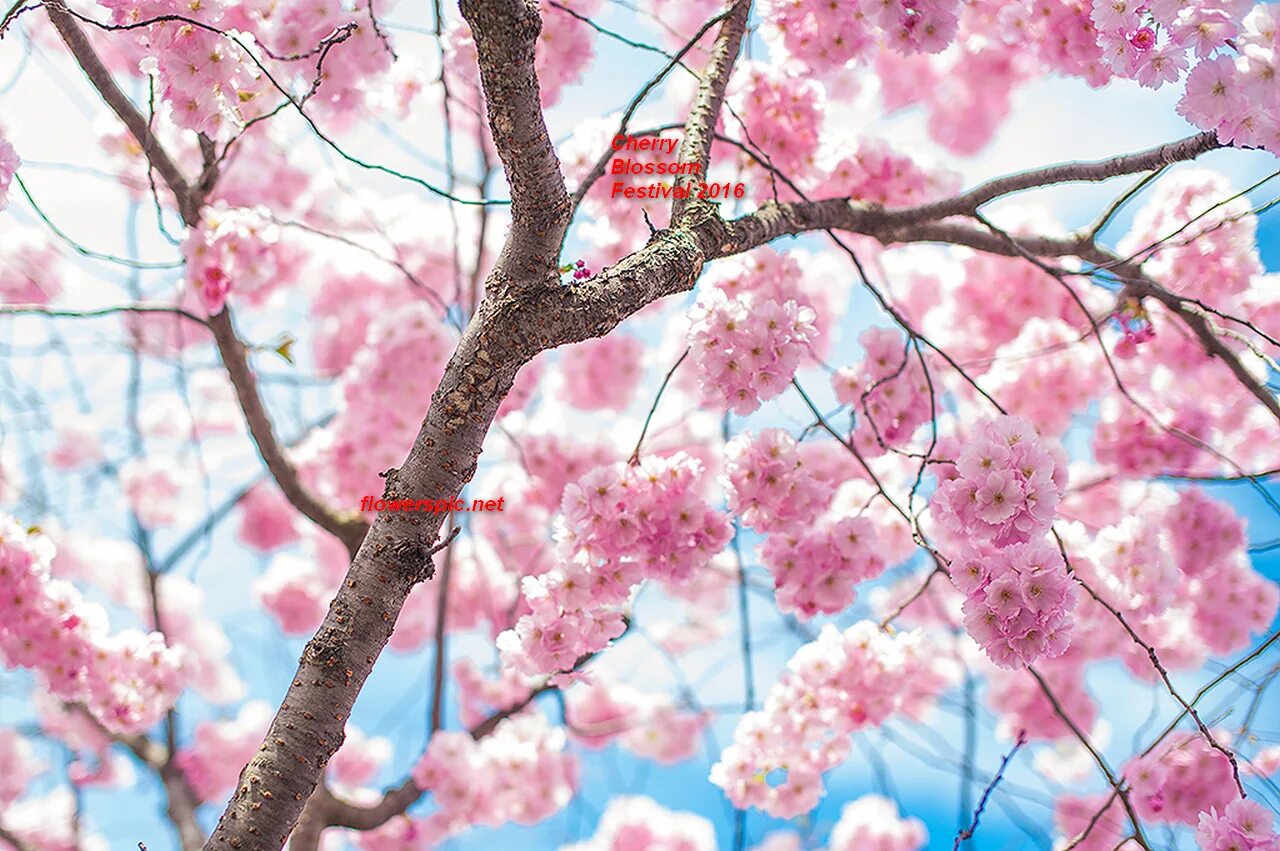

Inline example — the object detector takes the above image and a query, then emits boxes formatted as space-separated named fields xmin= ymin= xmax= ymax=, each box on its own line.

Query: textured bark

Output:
xmin=205 ymin=298 xmax=528 ymax=850
xmin=460 ymin=0 xmax=571 ymax=284
xmin=671 ymin=0 xmax=751 ymax=222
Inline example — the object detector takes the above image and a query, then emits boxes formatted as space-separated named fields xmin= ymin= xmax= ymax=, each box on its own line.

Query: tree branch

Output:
xmin=67 ymin=706 xmax=204 ymax=851
xmin=0 ymin=825 xmax=39 ymax=851
xmin=42 ymin=0 xmax=198 ymax=224
xmin=882 ymin=131 xmax=1221 ymax=225
xmin=207 ymin=311 xmax=369 ymax=553
xmin=670 ymin=0 xmax=752 ymax=222
xmin=459 ymin=0 xmax=571 ymax=284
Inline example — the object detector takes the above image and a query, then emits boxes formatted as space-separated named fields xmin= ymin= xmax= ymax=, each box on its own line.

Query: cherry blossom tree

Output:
xmin=1 ymin=0 xmax=1280 ymax=849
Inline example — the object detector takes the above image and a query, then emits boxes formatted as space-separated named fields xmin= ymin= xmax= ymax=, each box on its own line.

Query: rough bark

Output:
xmin=459 ymin=0 xmax=571 ymax=284
xmin=205 ymin=297 xmax=529 ymax=850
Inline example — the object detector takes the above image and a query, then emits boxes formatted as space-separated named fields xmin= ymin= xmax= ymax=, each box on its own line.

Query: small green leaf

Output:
xmin=273 ymin=334 xmax=296 ymax=365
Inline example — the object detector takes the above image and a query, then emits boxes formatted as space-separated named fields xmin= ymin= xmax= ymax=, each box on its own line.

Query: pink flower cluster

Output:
xmin=759 ymin=517 xmax=887 ymax=619
xmin=306 ymin=272 xmax=420 ymax=376
xmin=1164 ymin=487 xmax=1246 ymax=578
xmin=1092 ymin=402 xmax=1212 ymax=477
xmin=710 ymin=622 xmax=949 ymax=818
xmin=97 ymin=0 xmax=269 ymax=136
xmin=727 ymin=61 xmax=825 ymax=195
xmin=33 ymin=694 xmax=124 ymax=787
xmin=1177 ymin=6 xmax=1280 ymax=154
xmin=304 ymin=302 xmax=453 ymax=505
xmin=979 ymin=318 xmax=1101 ymax=437
xmin=559 ymin=333 xmax=644 ymax=412
xmin=561 ymin=795 xmax=716 ymax=851
xmin=723 ymin=429 xmax=830 ymax=533
xmin=1054 ymin=793 xmax=1129 ymax=851
xmin=257 ymin=0 xmax=396 ymax=124
xmin=0 ymin=726 xmax=41 ymax=808
xmin=834 ymin=327 xmax=932 ymax=455
xmin=1086 ymin=516 xmax=1182 ymax=617
xmin=518 ymin=433 xmax=617 ymax=512
xmin=952 ymin=539 xmax=1077 ymax=669
xmin=1190 ymin=553 xmax=1280 ymax=655
xmin=410 ymin=712 xmax=577 ymax=838
xmin=118 ymin=455 xmax=199 ymax=530
xmin=499 ymin=454 xmax=729 ymax=678
xmin=757 ymin=0 xmax=959 ymax=71
xmin=987 ymin=658 xmax=1096 ymax=743
xmin=822 ymin=137 xmax=961 ymax=207
xmin=0 ymin=516 xmax=184 ymax=733
xmin=1197 ymin=799 xmax=1280 ymax=850
xmin=0 ymin=229 xmax=65 ymax=306
xmin=175 ymin=701 xmax=271 ymax=801
xmin=1126 ymin=732 xmax=1237 ymax=825
xmin=0 ymin=129 xmax=17 ymax=212
xmin=235 ymin=482 xmax=303 ymax=553
xmin=183 ymin=203 xmax=301 ymax=315
xmin=932 ymin=415 xmax=1067 ymax=547
xmin=828 ymin=795 xmax=928 ymax=851
xmin=453 ymin=659 xmax=536 ymax=728
xmin=565 ymin=679 xmax=708 ymax=764
xmin=686 ymin=289 xmax=817 ymax=415
xmin=255 ymin=532 xmax=352 ymax=636
xmin=1118 ymin=170 xmax=1263 ymax=304
xmin=699 ymin=247 xmax=843 ymax=358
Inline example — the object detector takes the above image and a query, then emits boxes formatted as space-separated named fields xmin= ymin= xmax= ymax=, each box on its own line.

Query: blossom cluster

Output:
xmin=751 ymin=0 xmax=1279 ymax=158
xmin=759 ymin=517 xmax=887 ymax=619
xmin=301 ymin=302 xmax=453 ymax=506
xmin=1163 ymin=486 xmax=1246 ymax=578
xmin=1177 ymin=6 xmax=1280 ymax=153
xmin=0 ymin=129 xmax=17 ymax=212
xmin=558 ymin=332 xmax=645 ymax=412
xmin=561 ymin=796 xmax=716 ymax=851
xmin=1118 ymin=170 xmax=1262 ymax=305
xmin=96 ymin=0 xmax=270 ymax=136
xmin=410 ymin=712 xmax=576 ymax=838
xmin=498 ymin=453 xmax=729 ymax=678
xmin=1196 ymin=799 xmax=1280 ymax=850
xmin=828 ymin=795 xmax=928 ymax=851
xmin=932 ymin=415 xmax=1068 ymax=547
xmin=822 ymin=136 xmax=961 ymax=207
xmin=952 ymin=539 xmax=1077 ymax=669
xmin=1126 ymin=732 xmax=1237 ymax=825
xmin=565 ymin=679 xmax=708 ymax=764
xmin=756 ymin=0 xmax=960 ymax=70
xmin=183 ymin=203 xmax=302 ymax=315
xmin=833 ymin=326 xmax=932 ymax=455
xmin=686 ymin=290 xmax=817 ymax=415
xmin=723 ymin=429 xmax=830 ymax=533
xmin=933 ymin=416 xmax=1076 ymax=668
xmin=978 ymin=318 xmax=1101 ymax=437
xmin=710 ymin=622 xmax=951 ymax=818
xmin=0 ymin=726 xmax=42 ymax=809
xmin=0 ymin=229 xmax=66 ymax=306
xmin=698 ymin=247 xmax=844 ymax=358
xmin=0 ymin=516 xmax=184 ymax=733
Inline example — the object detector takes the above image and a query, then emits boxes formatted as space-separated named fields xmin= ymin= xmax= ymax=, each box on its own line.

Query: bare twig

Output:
xmin=953 ymin=733 xmax=1026 ymax=850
